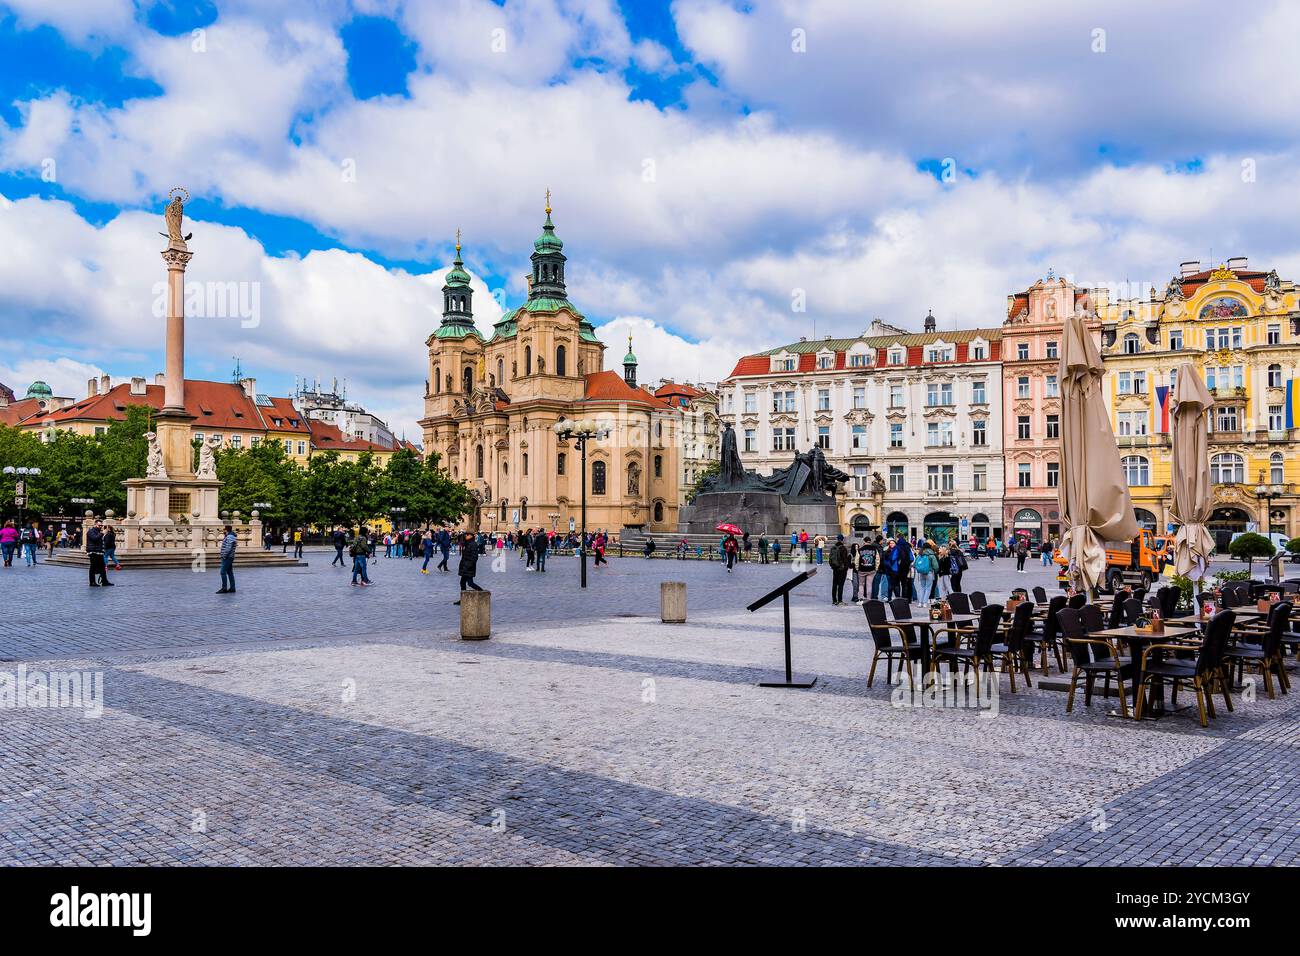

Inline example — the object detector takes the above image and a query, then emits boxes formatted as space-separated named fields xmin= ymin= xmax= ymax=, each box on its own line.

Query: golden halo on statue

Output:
xmin=168 ymin=186 xmax=190 ymax=203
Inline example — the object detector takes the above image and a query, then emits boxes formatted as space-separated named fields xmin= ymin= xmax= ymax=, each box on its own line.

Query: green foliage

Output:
xmin=686 ymin=462 xmax=720 ymax=504
xmin=1228 ymin=532 xmax=1277 ymax=571
xmin=213 ymin=440 xmax=303 ymax=521
xmin=1287 ymin=537 xmax=1300 ymax=555
xmin=1213 ymin=568 xmax=1251 ymax=584
xmin=1169 ymin=573 xmax=1195 ymax=605
xmin=377 ymin=448 xmax=472 ymax=526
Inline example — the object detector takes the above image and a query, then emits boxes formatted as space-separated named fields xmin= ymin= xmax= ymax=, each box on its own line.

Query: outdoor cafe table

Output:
xmin=899 ymin=612 xmax=982 ymax=673
xmin=1087 ymin=624 xmax=1201 ymax=717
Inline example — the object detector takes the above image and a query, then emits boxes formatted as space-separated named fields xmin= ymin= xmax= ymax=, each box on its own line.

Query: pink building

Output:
xmin=1000 ymin=275 xmax=1099 ymax=547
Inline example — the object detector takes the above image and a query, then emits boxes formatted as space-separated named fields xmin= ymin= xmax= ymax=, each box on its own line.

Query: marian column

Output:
xmin=155 ymin=188 xmax=196 ymax=480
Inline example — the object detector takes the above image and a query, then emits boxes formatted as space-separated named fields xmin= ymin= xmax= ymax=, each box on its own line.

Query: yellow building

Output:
xmin=1098 ymin=259 xmax=1300 ymax=547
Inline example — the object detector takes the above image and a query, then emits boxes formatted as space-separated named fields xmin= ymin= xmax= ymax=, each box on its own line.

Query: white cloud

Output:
xmin=0 ymin=355 xmax=105 ymax=403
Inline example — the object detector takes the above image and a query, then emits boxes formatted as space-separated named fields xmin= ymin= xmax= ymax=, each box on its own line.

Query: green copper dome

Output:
xmin=445 ymin=257 xmax=471 ymax=287
xmin=534 ymin=211 xmax=564 ymax=254
xmin=623 ymin=334 xmax=637 ymax=365
xmin=25 ymin=380 xmax=53 ymax=399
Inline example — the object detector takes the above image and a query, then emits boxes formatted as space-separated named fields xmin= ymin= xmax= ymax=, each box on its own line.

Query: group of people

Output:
xmin=1 ymin=519 xmax=78 ymax=567
xmin=817 ymin=534 xmax=974 ymax=606
xmin=262 ymin=528 xmax=306 ymax=559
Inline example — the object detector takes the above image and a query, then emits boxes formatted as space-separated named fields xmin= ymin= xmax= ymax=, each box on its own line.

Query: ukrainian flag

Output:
xmin=1289 ymin=379 xmax=1300 ymax=429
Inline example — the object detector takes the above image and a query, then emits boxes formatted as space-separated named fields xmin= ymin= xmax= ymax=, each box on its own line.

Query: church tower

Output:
xmin=529 ymin=189 xmax=567 ymax=300
xmin=440 ymin=229 xmax=475 ymax=331
xmin=622 ymin=333 xmax=637 ymax=388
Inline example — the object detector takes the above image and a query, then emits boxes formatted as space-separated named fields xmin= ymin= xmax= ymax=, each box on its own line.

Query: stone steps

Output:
xmin=45 ymin=551 xmax=308 ymax=569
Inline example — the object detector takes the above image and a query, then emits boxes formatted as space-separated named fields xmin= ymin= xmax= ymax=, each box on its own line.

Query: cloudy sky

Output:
xmin=3 ymin=0 xmax=1299 ymax=438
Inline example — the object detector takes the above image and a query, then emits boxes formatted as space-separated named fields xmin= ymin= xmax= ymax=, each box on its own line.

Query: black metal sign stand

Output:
xmin=746 ymin=568 xmax=818 ymax=688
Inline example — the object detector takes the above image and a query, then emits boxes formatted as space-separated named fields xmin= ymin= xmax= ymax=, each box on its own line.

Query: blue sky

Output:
xmin=2 ymin=0 xmax=1300 ymax=436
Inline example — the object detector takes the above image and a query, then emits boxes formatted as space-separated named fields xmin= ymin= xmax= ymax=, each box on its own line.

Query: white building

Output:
xmin=718 ymin=319 xmax=1006 ymax=543
xmin=294 ymin=377 xmax=396 ymax=448
xmin=651 ymin=380 xmax=721 ymax=507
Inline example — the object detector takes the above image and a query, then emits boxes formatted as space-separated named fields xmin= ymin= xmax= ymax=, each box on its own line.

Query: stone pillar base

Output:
xmin=460 ymin=590 xmax=491 ymax=640
xmin=661 ymin=581 xmax=687 ymax=623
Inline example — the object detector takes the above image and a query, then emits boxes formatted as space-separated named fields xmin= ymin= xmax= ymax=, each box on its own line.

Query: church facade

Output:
xmin=418 ymin=204 xmax=682 ymax=535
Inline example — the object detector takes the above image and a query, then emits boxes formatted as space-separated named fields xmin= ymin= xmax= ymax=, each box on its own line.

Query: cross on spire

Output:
xmin=455 ymin=227 xmax=461 ymax=254
xmin=545 ymin=188 xmax=551 ymax=215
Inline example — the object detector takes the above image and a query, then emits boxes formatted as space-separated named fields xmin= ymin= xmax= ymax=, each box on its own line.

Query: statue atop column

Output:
xmin=162 ymin=187 xmax=192 ymax=251
xmin=144 ymin=432 xmax=169 ymax=480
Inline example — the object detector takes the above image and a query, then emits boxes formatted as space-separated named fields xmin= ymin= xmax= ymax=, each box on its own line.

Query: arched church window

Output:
xmin=556 ymin=345 xmax=566 ymax=377
xmin=525 ymin=346 xmax=532 ymax=375
xmin=592 ymin=460 xmax=606 ymax=495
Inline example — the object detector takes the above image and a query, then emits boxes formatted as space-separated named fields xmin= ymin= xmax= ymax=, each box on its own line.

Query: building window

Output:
xmin=926 ymin=383 xmax=953 ymax=406
xmin=1133 ymin=370 xmax=1147 ymax=395
xmin=1017 ymin=416 xmax=1030 ymax=440
xmin=251 ymin=436 xmax=261 ymax=448
xmin=476 ymin=445 xmax=484 ymax=478
xmin=653 ymin=501 xmax=664 ymax=523
xmin=889 ymin=423 xmax=903 ymax=448
xmin=1045 ymin=414 xmax=1059 ymax=439
xmin=889 ymin=385 xmax=904 ymax=408
xmin=972 ymin=420 xmax=987 ymax=446
xmin=1122 ymin=333 xmax=1141 ymax=354
xmin=1267 ymin=323 xmax=1281 ymax=345
xmin=1215 ymin=407 xmax=1239 ymax=433
xmin=1169 ymin=329 xmax=1183 ymax=351
xmin=744 ymin=428 xmax=756 ymax=452
xmin=228 ymin=434 xmax=242 ymax=449
xmin=1271 ymin=453 xmax=1284 ymax=484
xmin=555 ymin=345 xmax=566 ymax=377
xmin=1117 ymin=411 xmax=1147 ymax=437
xmin=592 ymin=460 xmax=606 ymax=495
xmin=284 ymin=439 xmax=292 ymax=453
xmin=926 ymin=421 xmax=953 ymax=447
xmin=772 ymin=390 xmax=796 ymax=413
xmin=654 ymin=455 xmax=662 ymax=478
xmin=744 ymin=392 xmax=757 ymax=414
xmin=1206 ymin=327 xmax=1243 ymax=350
xmin=848 ymin=353 xmax=869 ymax=367
xmin=498 ymin=358 xmax=504 ymax=385
xmin=972 ymin=379 xmax=986 ymax=404
xmin=1017 ymin=342 xmax=1029 ymax=360
xmin=1046 ymin=461 xmax=1059 ymax=487
xmin=817 ymin=426 xmax=831 ymax=450
xmin=1118 ymin=371 xmax=1131 ymax=394
xmin=817 ymin=388 xmax=831 ymax=411
xmin=852 ymin=386 xmax=866 ymax=409
xmin=817 ymin=353 xmax=833 ymax=370
xmin=433 ymin=367 xmax=441 ymax=393
xmin=522 ymin=453 xmax=529 ymax=476
xmin=1017 ymin=376 xmax=1030 ymax=399
xmin=971 ymin=343 xmax=986 ymax=360
xmin=1211 ymin=453 xmax=1244 ymax=484
xmin=972 ymin=464 xmax=986 ymax=491
xmin=524 ymin=346 xmax=532 ymax=375
xmin=557 ymin=452 xmax=566 ymax=475
xmin=773 ymin=427 xmax=796 ymax=451
xmin=1017 ymin=463 xmax=1031 ymax=488
xmin=1122 ymin=455 xmax=1150 ymax=486
xmin=1269 ymin=405 xmax=1284 ymax=431
xmin=1046 ymin=341 xmax=1058 ymax=359
xmin=1268 ymin=364 xmax=1283 ymax=388
xmin=927 ymin=464 xmax=954 ymax=491
xmin=888 ymin=466 xmax=905 ymax=491
xmin=888 ymin=349 xmax=905 ymax=365
xmin=1045 ymin=375 xmax=1058 ymax=397
xmin=297 ymin=441 xmax=306 ymax=457
xmin=775 ymin=357 xmax=796 ymax=372
xmin=851 ymin=425 xmax=867 ymax=451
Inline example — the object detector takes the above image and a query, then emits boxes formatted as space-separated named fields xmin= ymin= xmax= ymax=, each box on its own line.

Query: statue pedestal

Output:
xmin=121 ymin=475 xmax=226 ymax=549
xmin=679 ymin=490 xmax=788 ymax=536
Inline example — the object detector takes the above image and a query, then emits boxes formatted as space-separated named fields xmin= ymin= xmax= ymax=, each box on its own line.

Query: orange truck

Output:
xmin=1054 ymin=530 xmax=1173 ymax=591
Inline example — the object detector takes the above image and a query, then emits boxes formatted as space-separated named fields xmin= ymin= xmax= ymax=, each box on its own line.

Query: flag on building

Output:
xmin=1287 ymin=379 xmax=1300 ymax=429
xmin=1154 ymin=385 xmax=1172 ymax=432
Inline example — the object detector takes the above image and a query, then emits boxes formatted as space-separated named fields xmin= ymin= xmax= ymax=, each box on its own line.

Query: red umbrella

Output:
xmin=716 ymin=523 xmax=743 ymax=535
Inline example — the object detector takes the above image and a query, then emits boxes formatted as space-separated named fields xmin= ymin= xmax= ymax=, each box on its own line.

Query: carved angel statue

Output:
xmin=161 ymin=189 xmax=193 ymax=249
xmin=145 ymin=431 xmax=169 ymax=480
xmin=627 ymin=461 xmax=640 ymax=496
xmin=196 ymin=435 xmax=219 ymax=479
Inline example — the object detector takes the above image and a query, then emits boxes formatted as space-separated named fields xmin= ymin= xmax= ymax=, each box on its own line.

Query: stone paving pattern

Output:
xmin=2 ymin=552 xmax=1298 ymax=865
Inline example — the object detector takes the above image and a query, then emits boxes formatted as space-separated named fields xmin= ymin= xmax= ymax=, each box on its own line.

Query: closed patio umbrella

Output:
xmin=1058 ymin=312 xmax=1139 ymax=592
xmin=1169 ymin=362 xmax=1215 ymax=583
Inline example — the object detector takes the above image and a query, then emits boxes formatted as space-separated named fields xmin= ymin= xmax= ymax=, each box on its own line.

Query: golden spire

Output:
xmin=545 ymin=188 xmax=552 ymax=215
xmin=455 ymin=227 xmax=461 ymax=254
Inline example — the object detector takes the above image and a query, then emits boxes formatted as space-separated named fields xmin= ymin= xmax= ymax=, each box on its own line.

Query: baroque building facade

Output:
xmin=718 ymin=317 xmax=1005 ymax=543
xmin=1001 ymin=274 xmax=1098 ymax=546
xmin=1096 ymin=258 xmax=1300 ymax=547
xmin=418 ymin=207 xmax=682 ymax=534
xmin=652 ymin=380 xmax=720 ymax=508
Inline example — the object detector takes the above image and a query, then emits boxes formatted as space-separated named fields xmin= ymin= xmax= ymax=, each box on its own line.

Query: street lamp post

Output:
xmin=3 ymin=465 xmax=42 ymax=530
xmin=1254 ymin=472 xmax=1281 ymax=537
xmin=553 ymin=418 xmax=610 ymax=588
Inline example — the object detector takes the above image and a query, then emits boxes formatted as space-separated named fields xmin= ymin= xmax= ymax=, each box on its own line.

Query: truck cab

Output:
xmin=1054 ymin=529 xmax=1172 ymax=591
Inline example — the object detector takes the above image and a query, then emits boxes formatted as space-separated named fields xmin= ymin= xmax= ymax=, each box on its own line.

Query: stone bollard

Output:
xmin=460 ymin=590 xmax=491 ymax=640
xmin=661 ymin=581 xmax=687 ymax=624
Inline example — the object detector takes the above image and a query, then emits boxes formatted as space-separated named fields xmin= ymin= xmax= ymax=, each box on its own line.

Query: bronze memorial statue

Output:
xmin=699 ymin=424 xmax=849 ymax=501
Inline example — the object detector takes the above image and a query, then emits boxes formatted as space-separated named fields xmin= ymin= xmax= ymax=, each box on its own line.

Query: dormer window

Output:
xmin=971 ymin=341 xmax=988 ymax=361
xmin=770 ymin=352 xmax=797 ymax=373
xmin=887 ymin=348 xmax=906 ymax=366
xmin=816 ymin=351 xmax=835 ymax=370
xmin=847 ymin=344 xmax=874 ymax=368
xmin=926 ymin=342 xmax=954 ymax=363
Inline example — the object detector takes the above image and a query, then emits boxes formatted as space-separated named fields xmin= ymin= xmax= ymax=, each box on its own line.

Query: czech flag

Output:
xmin=1288 ymin=380 xmax=1300 ymax=429
xmin=1154 ymin=385 xmax=1172 ymax=433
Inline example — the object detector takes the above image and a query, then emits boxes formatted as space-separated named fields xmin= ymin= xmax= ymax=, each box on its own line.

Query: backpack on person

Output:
xmin=954 ymin=549 xmax=969 ymax=572
xmin=914 ymin=551 xmax=933 ymax=575
xmin=859 ymin=546 xmax=877 ymax=572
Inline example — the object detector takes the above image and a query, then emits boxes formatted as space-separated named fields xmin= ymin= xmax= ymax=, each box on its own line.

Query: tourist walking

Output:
xmin=986 ymin=535 xmax=996 ymax=561
xmin=771 ymin=539 xmax=781 ymax=563
xmin=437 ymin=527 xmax=452 ymax=572
xmin=593 ymin=531 xmax=608 ymax=567
xmin=217 ymin=524 xmax=237 ymax=593
xmin=349 ymin=533 xmax=372 ymax=586
xmin=20 ymin=522 xmax=39 ymax=566
xmin=828 ymin=534 xmax=850 ymax=605
xmin=454 ymin=532 xmax=482 ymax=603
xmin=872 ymin=536 xmax=891 ymax=600
xmin=814 ymin=533 xmax=827 ymax=565
xmin=421 ymin=529 xmax=435 ymax=573
xmin=1015 ymin=535 xmax=1029 ymax=572
xmin=758 ymin=533 xmax=769 ymax=564
xmin=293 ymin=528 xmax=304 ymax=559
xmin=723 ymin=533 xmax=739 ymax=572
xmin=524 ymin=527 xmax=535 ymax=569
xmin=950 ymin=541 xmax=968 ymax=593
xmin=852 ymin=538 xmax=877 ymax=603
xmin=533 ymin=528 xmax=548 ymax=572
xmin=912 ymin=540 xmax=937 ymax=602
xmin=893 ymin=536 xmax=914 ymax=600
xmin=936 ymin=546 xmax=953 ymax=599
xmin=86 ymin=518 xmax=111 ymax=587
xmin=742 ymin=531 xmax=751 ymax=562
xmin=103 ymin=523 xmax=120 ymax=570
xmin=1041 ymin=537 xmax=1054 ymax=567
xmin=332 ymin=527 xmax=347 ymax=566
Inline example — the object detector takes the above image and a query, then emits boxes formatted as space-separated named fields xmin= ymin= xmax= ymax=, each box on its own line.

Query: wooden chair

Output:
xmin=1224 ymin=602 xmax=1291 ymax=699
xmin=989 ymin=600 xmax=1035 ymax=692
xmin=931 ymin=604 xmax=1004 ymax=701
xmin=968 ymin=591 xmax=988 ymax=611
xmin=863 ymin=600 xmax=925 ymax=688
xmin=1059 ymin=605 xmax=1133 ymax=718
xmin=1024 ymin=595 xmax=1067 ymax=674
xmin=1134 ymin=610 xmax=1235 ymax=726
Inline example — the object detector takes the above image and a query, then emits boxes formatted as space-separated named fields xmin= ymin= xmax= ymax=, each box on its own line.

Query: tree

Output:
xmin=378 ymin=448 xmax=473 ymax=526
xmin=1287 ymin=537 xmax=1300 ymax=559
xmin=212 ymin=440 xmax=302 ymax=521
xmin=686 ymin=462 xmax=720 ymax=504
xmin=1227 ymin=532 xmax=1277 ymax=574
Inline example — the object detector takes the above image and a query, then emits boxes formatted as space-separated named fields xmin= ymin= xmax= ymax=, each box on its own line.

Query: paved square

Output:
xmin=2 ymin=551 xmax=1297 ymax=865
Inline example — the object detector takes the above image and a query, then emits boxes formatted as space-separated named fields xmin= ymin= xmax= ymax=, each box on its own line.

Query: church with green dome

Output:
xmin=419 ymin=197 xmax=682 ymax=535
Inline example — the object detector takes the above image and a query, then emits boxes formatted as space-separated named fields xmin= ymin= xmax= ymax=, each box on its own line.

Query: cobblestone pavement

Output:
xmin=1 ymin=554 xmax=1297 ymax=865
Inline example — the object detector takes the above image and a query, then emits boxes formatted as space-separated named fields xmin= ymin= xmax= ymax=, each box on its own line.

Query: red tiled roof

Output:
xmin=307 ymin=418 xmax=396 ymax=453
xmin=38 ymin=380 xmax=267 ymax=431
xmin=582 ymin=371 xmax=676 ymax=409
xmin=257 ymin=396 xmax=310 ymax=434
xmin=654 ymin=381 xmax=706 ymax=400
xmin=726 ymin=336 xmax=1001 ymax=378
xmin=0 ymin=397 xmax=45 ymax=427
